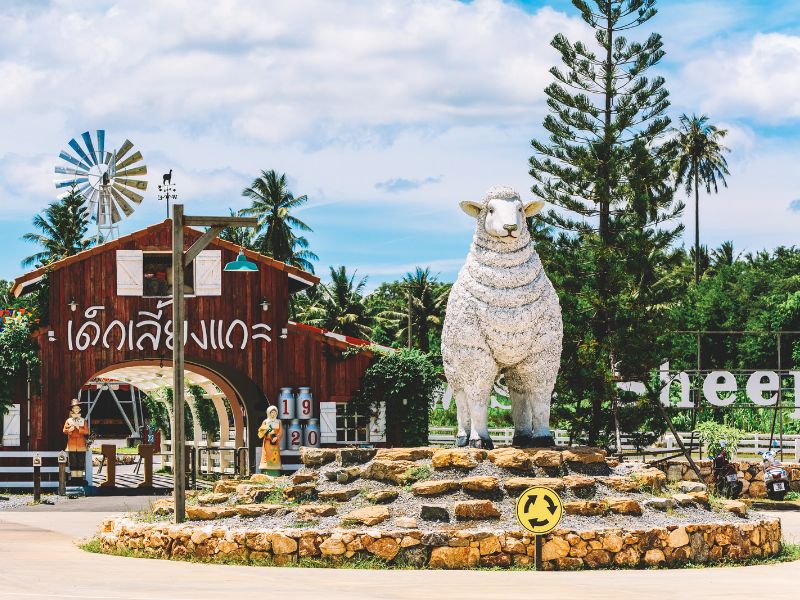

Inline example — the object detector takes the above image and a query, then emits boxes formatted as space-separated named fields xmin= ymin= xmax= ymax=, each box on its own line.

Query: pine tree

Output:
xmin=529 ymin=0 xmax=683 ymax=445
xmin=21 ymin=187 xmax=92 ymax=268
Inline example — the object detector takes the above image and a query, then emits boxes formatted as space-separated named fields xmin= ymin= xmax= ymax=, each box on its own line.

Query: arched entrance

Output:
xmin=83 ymin=358 xmax=267 ymax=489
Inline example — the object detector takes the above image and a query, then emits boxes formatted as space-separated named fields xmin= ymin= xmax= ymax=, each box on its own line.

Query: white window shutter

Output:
xmin=116 ymin=250 xmax=143 ymax=296
xmin=319 ymin=402 xmax=337 ymax=444
xmin=1 ymin=404 xmax=20 ymax=446
xmin=194 ymin=250 xmax=222 ymax=296
xmin=369 ymin=402 xmax=386 ymax=443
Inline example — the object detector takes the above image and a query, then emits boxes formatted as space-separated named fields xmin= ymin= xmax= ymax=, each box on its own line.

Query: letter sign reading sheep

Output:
xmin=441 ymin=186 xmax=563 ymax=449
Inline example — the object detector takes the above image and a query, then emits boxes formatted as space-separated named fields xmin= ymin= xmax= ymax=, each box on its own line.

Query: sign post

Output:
xmin=57 ymin=452 xmax=67 ymax=496
xmin=32 ymin=453 xmax=42 ymax=503
xmin=515 ymin=486 xmax=564 ymax=570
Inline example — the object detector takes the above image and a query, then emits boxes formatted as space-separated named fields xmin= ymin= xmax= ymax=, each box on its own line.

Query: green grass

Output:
xmin=401 ymin=465 xmax=431 ymax=484
xmin=79 ymin=539 xmax=800 ymax=571
xmin=785 ymin=492 xmax=800 ymax=501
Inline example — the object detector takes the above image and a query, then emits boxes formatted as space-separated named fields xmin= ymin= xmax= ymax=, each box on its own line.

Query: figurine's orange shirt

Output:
xmin=63 ymin=418 xmax=89 ymax=452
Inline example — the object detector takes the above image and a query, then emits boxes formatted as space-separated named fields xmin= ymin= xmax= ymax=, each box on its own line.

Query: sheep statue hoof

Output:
xmin=441 ymin=186 xmax=563 ymax=451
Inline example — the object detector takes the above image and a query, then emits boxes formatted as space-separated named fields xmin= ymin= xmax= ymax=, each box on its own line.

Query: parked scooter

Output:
xmin=761 ymin=442 xmax=791 ymax=501
xmin=712 ymin=442 xmax=743 ymax=499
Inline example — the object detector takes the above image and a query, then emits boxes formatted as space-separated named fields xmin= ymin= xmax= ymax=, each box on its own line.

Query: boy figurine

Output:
xmin=63 ymin=398 xmax=90 ymax=485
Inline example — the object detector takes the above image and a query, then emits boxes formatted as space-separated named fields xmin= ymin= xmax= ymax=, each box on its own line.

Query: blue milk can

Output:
xmin=296 ymin=387 xmax=314 ymax=419
xmin=303 ymin=418 xmax=321 ymax=447
xmin=287 ymin=419 xmax=303 ymax=451
xmin=278 ymin=387 xmax=295 ymax=419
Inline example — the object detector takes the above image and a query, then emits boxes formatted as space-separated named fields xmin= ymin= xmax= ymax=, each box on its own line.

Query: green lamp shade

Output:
xmin=224 ymin=251 xmax=258 ymax=272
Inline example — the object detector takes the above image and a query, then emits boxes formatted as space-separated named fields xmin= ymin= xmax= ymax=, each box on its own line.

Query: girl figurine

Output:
xmin=257 ymin=405 xmax=282 ymax=475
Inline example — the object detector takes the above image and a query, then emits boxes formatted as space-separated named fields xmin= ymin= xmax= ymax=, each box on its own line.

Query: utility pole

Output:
xmin=171 ymin=204 xmax=257 ymax=523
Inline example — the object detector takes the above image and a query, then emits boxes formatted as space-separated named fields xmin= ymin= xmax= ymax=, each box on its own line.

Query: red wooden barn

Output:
xmin=4 ymin=220 xmax=382 ymax=473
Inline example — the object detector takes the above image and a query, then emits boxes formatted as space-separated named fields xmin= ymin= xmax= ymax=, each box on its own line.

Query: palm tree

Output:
xmin=304 ymin=266 xmax=373 ymax=339
xmin=240 ymin=170 xmax=318 ymax=273
xmin=711 ymin=241 xmax=738 ymax=269
xmin=218 ymin=208 xmax=258 ymax=250
xmin=21 ymin=188 xmax=92 ymax=268
xmin=673 ymin=114 xmax=730 ymax=283
xmin=380 ymin=268 xmax=450 ymax=352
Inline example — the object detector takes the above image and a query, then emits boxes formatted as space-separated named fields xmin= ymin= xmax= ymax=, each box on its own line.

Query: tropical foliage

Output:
xmin=21 ymin=187 xmax=92 ymax=268
xmin=0 ymin=319 xmax=39 ymax=415
xmin=298 ymin=266 xmax=374 ymax=338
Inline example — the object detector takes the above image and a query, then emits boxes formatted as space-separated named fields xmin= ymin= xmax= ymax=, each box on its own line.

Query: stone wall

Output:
xmin=98 ymin=516 xmax=781 ymax=570
xmin=656 ymin=460 xmax=800 ymax=498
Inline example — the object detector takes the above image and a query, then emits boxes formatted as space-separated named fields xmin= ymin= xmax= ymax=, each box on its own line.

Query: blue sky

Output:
xmin=1 ymin=0 xmax=800 ymax=289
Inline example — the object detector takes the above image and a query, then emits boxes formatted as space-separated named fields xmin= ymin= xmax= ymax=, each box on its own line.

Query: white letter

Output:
xmin=659 ymin=361 xmax=693 ymax=408
xmin=703 ymin=371 xmax=737 ymax=406
xmin=746 ymin=371 xmax=779 ymax=406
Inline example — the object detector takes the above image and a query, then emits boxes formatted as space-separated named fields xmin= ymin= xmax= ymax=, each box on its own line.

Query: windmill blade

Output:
xmin=110 ymin=199 xmax=122 ymax=223
xmin=55 ymin=177 xmax=89 ymax=188
xmin=97 ymin=130 xmax=105 ymax=161
xmin=114 ymin=139 xmax=134 ymax=162
xmin=112 ymin=183 xmax=143 ymax=204
xmin=86 ymin=189 xmax=100 ymax=219
xmin=116 ymin=178 xmax=147 ymax=191
xmin=55 ymin=166 xmax=89 ymax=177
xmin=114 ymin=165 xmax=147 ymax=178
xmin=81 ymin=131 xmax=98 ymax=165
xmin=104 ymin=151 xmax=113 ymax=165
xmin=109 ymin=187 xmax=135 ymax=217
xmin=59 ymin=150 xmax=91 ymax=172
xmin=114 ymin=151 xmax=144 ymax=171
xmin=68 ymin=138 xmax=94 ymax=168
xmin=75 ymin=183 xmax=92 ymax=198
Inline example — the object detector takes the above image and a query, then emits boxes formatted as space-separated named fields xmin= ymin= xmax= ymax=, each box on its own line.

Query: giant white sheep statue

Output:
xmin=441 ymin=186 xmax=562 ymax=449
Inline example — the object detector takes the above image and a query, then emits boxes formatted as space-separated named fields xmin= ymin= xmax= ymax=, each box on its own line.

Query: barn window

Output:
xmin=116 ymin=250 xmax=222 ymax=297
xmin=335 ymin=404 xmax=369 ymax=443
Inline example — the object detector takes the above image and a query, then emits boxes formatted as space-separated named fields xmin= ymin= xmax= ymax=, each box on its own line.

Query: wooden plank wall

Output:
xmin=19 ymin=223 xmax=372 ymax=450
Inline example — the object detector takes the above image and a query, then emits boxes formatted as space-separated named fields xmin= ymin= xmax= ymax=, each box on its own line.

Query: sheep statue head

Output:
xmin=441 ymin=185 xmax=563 ymax=449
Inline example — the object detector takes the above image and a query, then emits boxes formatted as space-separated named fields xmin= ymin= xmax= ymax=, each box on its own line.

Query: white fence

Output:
xmin=429 ymin=427 xmax=800 ymax=461
xmin=0 ymin=450 xmax=93 ymax=489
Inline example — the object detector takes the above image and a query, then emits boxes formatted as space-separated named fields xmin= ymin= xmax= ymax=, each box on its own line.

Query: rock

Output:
xmin=395 ymin=517 xmax=418 ymax=528
xmin=525 ymin=449 xmax=563 ymax=468
xmin=431 ymin=448 xmax=485 ymax=469
xmin=540 ymin=537 xmax=570 ymax=561
xmin=603 ymin=476 xmax=642 ymax=493
xmin=479 ymin=535 xmax=502 ymax=555
xmin=319 ymin=536 xmax=346 ymax=555
xmin=666 ymin=464 xmax=684 ymax=483
xmin=295 ymin=504 xmax=336 ymax=519
xmin=429 ymin=546 xmax=480 ymax=569
xmin=367 ymin=537 xmax=400 ymax=561
xmin=601 ymin=533 xmax=624 ymax=553
xmin=336 ymin=466 xmax=363 ymax=484
xmin=236 ymin=485 xmax=274 ymax=504
xmin=362 ymin=460 xmax=420 ymax=485
xmin=632 ymin=467 xmax=666 ymax=491
xmin=235 ymin=504 xmax=285 ymax=517
xmin=671 ymin=493 xmax=697 ymax=507
xmin=677 ymin=481 xmax=706 ymax=493
xmin=584 ymin=549 xmax=611 ymax=568
xmin=300 ymin=447 xmax=337 ymax=467
xmin=604 ymin=497 xmax=642 ymax=515
xmin=504 ymin=477 xmax=565 ymax=493
xmin=454 ymin=500 xmax=501 ymax=520
xmin=283 ymin=484 xmax=316 ymax=500
xmin=556 ymin=556 xmax=584 ymax=570
xmin=614 ymin=547 xmax=641 ymax=567
xmin=339 ymin=447 xmax=377 ymax=465
xmin=668 ymin=527 xmax=689 ymax=548
xmin=644 ymin=548 xmax=666 ymax=566
xmin=213 ymin=480 xmax=240 ymax=494
xmin=487 ymin=448 xmax=532 ymax=470
xmin=689 ymin=491 xmax=709 ymax=505
xmin=563 ymin=475 xmax=596 ymax=497
xmin=197 ymin=492 xmax=230 ymax=505
xmin=411 ymin=479 xmax=460 ymax=496
xmin=561 ymin=446 xmax=606 ymax=464
xmin=482 ymin=553 xmax=512 ymax=567
xmin=421 ymin=532 xmax=449 ymax=546
xmin=748 ymin=481 xmax=767 ymax=498
xmin=317 ymin=488 xmax=360 ymax=502
xmin=365 ymin=490 xmax=398 ymax=504
xmin=151 ymin=498 xmax=174 ymax=515
xmin=505 ymin=537 xmax=526 ymax=554
xmin=186 ymin=505 xmax=238 ymax=520
xmin=563 ymin=500 xmax=608 ymax=516
xmin=249 ymin=473 xmax=274 ymax=484
xmin=642 ymin=497 xmax=676 ymax=511
xmin=342 ymin=505 xmax=390 ymax=526
xmin=721 ymin=499 xmax=748 ymax=517
xmin=461 ymin=475 xmax=500 ymax=494
xmin=270 ymin=533 xmax=298 ymax=555
xmin=291 ymin=471 xmax=317 ymax=484
xmin=375 ymin=447 xmax=435 ymax=461
xmin=420 ymin=505 xmax=450 ymax=522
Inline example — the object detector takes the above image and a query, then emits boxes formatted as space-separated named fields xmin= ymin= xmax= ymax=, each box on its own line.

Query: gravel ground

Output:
xmin=0 ymin=493 xmax=71 ymax=510
xmin=161 ymin=456 xmax=765 ymax=534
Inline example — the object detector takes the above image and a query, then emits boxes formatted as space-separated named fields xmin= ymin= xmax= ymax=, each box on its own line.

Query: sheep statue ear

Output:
xmin=459 ymin=201 xmax=483 ymax=218
xmin=523 ymin=200 xmax=545 ymax=217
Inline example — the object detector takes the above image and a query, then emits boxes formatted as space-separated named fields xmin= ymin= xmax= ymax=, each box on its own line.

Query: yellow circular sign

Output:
xmin=515 ymin=486 xmax=564 ymax=534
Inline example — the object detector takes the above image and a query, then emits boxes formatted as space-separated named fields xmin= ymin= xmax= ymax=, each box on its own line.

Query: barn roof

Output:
xmin=11 ymin=219 xmax=319 ymax=297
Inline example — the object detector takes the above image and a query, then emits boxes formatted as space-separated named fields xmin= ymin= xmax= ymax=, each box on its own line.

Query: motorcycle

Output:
xmin=712 ymin=442 xmax=743 ymax=499
xmin=761 ymin=444 xmax=791 ymax=501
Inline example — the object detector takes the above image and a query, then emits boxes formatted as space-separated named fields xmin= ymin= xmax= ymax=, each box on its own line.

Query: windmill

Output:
xmin=54 ymin=130 xmax=148 ymax=242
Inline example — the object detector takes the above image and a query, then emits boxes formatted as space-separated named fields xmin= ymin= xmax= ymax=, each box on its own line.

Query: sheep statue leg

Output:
xmin=452 ymin=387 xmax=471 ymax=447
xmin=464 ymin=367 xmax=497 ymax=449
xmin=506 ymin=356 xmax=557 ymax=448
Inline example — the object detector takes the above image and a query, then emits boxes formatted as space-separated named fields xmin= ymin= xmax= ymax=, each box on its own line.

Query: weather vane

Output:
xmin=157 ymin=169 xmax=177 ymax=218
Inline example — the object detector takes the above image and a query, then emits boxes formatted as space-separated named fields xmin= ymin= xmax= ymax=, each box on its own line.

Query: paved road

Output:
xmin=0 ymin=500 xmax=798 ymax=600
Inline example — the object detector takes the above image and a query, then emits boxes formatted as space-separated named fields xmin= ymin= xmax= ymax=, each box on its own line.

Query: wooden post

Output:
xmin=100 ymin=444 xmax=116 ymax=487
xmin=138 ymin=444 xmax=154 ymax=488
xmin=32 ymin=454 xmax=41 ymax=503
xmin=172 ymin=203 xmax=186 ymax=523
xmin=58 ymin=451 xmax=67 ymax=496
xmin=534 ymin=534 xmax=543 ymax=570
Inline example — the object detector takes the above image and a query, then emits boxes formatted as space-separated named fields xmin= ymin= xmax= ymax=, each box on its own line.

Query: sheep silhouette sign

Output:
xmin=441 ymin=185 xmax=563 ymax=450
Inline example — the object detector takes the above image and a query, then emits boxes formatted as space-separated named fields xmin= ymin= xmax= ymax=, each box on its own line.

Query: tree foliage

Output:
xmin=0 ymin=320 xmax=39 ymax=415
xmin=21 ymin=187 xmax=92 ymax=268
xmin=298 ymin=266 xmax=375 ymax=339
